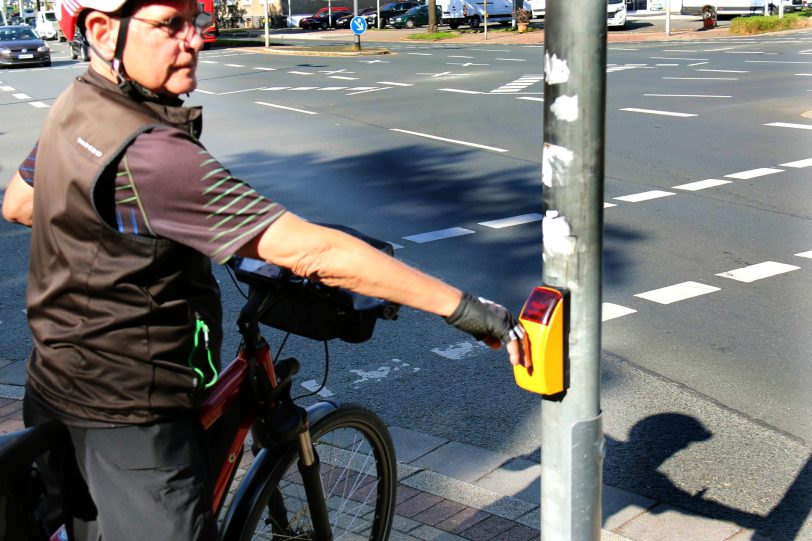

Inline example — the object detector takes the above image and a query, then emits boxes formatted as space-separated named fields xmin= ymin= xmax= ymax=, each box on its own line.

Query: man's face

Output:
xmin=122 ymin=0 xmax=203 ymax=96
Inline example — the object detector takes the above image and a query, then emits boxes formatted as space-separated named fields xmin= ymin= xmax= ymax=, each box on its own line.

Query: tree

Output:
xmin=427 ymin=0 xmax=437 ymax=33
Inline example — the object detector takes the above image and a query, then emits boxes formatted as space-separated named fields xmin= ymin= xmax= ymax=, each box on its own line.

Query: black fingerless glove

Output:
xmin=445 ymin=292 xmax=524 ymax=345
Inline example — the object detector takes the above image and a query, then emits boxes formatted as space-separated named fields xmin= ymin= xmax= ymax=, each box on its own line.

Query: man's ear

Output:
xmin=83 ymin=11 xmax=118 ymax=61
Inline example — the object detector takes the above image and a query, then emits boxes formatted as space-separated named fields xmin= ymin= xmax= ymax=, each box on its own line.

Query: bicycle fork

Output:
xmin=296 ymin=429 xmax=333 ymax=541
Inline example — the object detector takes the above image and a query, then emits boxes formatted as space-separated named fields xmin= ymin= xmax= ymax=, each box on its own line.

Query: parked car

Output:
xmin=391 ymin=4 xmax=442 ymax=28
xmin=70 ymin=31 xmax=89 ymax=61
xmin=35 ymin=10 xmax=59 ymax=40
xmin=0 ymin=25 xmax=51 ymax=67
xmin=335 ymin=7 xmax=377 ymax=28
xmin=299 ymin=7 xmax=351 ymax=29
xmin=607 ymin=0 xmax=626 ymax=28
xmin=365 ymin=1 xmax=421 ymax=27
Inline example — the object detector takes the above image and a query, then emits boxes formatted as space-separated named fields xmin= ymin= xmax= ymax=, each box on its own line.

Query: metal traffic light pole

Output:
xmin=540 ymin=0 xmax=607 ymax=539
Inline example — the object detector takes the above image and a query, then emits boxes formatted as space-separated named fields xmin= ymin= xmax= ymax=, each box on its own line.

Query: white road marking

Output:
xmin=655 ymin=63 xmax=680 ymax=66
xmin=496 ymin=58 xmax=526 ymax=62
xmin=604 ymin=202 xmax=617 ymax=208
xmin=390 ymin=128 xmax=509 ymax=153
xmin=643 ymin=94 xmax=730 ymax=98
xmin=662 ymin=77 xmax=738 ymax=81
xmin=620 ymin=108 xmax=697 ymax=117
xmin=402 ymin=227 xmax=476 ymax=243
xmin=747 ymin=60 xmax=812 ymax=64
xmin=448 ymin=55 xmax=475 ymax=58
xmin=408 ymin=52 xmax=432 ymax=56
xmin=255 ymin=101 xmax=317 ymax=115
xmin=289 ymin=87 xmax=318 ymax=91
xmin=716 ymin=261 xmax=800 ymax=283
xmin=377 ymin=81 xmax=413 ymax=86
xmin=253 ymin=67 xmax=277 ymax=71
xmin=432 ymin=342 xmax=478 ymax=360
xmin=724 ymin=168 xmax=783 ymax=179
xmin=199 ymin=60 xmax=218 ymax=64
xmin=219 ymin=87 xmax=271 ymax=94
xmin=225 ymin=64 xmax=245 ymax=68
xmin=651 ymin=56 xmax=708 ymax=61
xmin=289 ymin=70 xmax=313 ymax=75
xmin=724 ymin=50 xmax=765 ymax=54
xmin=196 ymin=89 xmax=216 ymax=94
xmin=30 ymin=102 xmax=49 ymax=108
xmin=12 ymin=93 xmax=30 ymax=99
xmin=796 ymin=73 xmax=812 ymax=77
xmin=329 ymin=75 xmax=359 ymax=80
xmin=319 ymin=86 xmax=347 ymax=90
xmin=0 ymin=86 xmax=14 ymax=91
xmin=518 ymin=97 xmax=544 ymax=102
xmin=438 ymin=88 xmax=482 ymax=94
xmin=765 ymin=122 xmax=812 ymax=130
xmin=347 ymin=87 xmax=390 ymax=95
xmin=672 ymin=178 xmax=732 ymax=191
xmin=263 ymin=87 xmax=290 ymax=91
xmin=300 ymin=380 xmax=334 ymax=397
xmin=602 ymin=303 xmax=637 ymax=321
xmin=614 ymin=190 xmax=676 ymax=203
xmin=688 ymin=62 xmax=708 ymax=66
xmin=447 ymin=62 xmax=489 ymax=67
xmin=635 ymin=281 xmax=720 ymax=305
xmin=795 ymin=250 xmax=812 ymax=259
xmin=780 ymin=158 xmax=812 ymax=168
xmin=478 ymin=213 xmax=542 ymax=229
xmin=695 ymin=68 xmax=749 ymax=73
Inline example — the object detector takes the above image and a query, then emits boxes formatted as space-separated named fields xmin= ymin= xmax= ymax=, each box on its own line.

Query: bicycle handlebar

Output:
xmin=229 ymin=225 xmax=400 ymax=344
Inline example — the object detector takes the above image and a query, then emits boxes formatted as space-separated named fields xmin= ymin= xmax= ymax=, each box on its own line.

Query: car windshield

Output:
xmin=608 ymin=0 xmax=623 ymax=3
xmin=381 ymin=2 xmax=397 ymax=10
xmin=44 ymin=12 xmax=57 ymax=21
xmin=404 ymin=6 xmax=421 ymax=14
xmin=0 ymin=27 xmax=38 ymax=40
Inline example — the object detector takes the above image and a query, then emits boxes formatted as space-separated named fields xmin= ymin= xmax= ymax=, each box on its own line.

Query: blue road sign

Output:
xmin=350 ymin=15 xmax=367 ymax=35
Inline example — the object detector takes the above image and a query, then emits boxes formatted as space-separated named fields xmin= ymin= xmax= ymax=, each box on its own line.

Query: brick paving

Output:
xmin=0 ymin=397 xmax=539 ymax=540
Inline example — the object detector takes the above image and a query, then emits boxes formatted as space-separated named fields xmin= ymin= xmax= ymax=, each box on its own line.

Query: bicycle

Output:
xmin=0 ymin=226 xmax=401 ymax=541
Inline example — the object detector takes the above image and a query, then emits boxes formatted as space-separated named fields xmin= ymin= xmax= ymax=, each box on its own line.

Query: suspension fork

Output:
xmin=296 ymin=428 xmax=333 ymax=541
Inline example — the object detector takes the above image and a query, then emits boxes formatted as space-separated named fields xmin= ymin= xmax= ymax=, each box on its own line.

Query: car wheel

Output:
xmin=320 ymin=20 xmax=328 ymax=29
xmin=42 ymin=60 xmax=51 ymax=67
xmin=448 ymin=21 xmax=459 ymax=29
xmin=381 ymin=17 xmax=388 ymax=27
xmin=469 ymin=16 xmax=480 ymax=28
xmin=405 ymin=18 xmax=415 ymax=28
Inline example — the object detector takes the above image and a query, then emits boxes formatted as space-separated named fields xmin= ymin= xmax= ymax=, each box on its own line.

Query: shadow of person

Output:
xmin=606 ymin=413 xmax=811 ymax=541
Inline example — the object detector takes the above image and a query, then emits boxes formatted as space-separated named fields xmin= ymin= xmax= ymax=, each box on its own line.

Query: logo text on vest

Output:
xmin=76 ymin=137 xmax=103 ymax=158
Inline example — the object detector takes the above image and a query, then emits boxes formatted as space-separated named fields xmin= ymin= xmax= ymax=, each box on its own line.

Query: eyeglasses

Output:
xmin=131 ymin=11 xmax=213 ymax=39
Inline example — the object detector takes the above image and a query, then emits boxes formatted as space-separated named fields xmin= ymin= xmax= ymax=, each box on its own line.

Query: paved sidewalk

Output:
xmin=0 ymin=394 xmax=770 ymax=540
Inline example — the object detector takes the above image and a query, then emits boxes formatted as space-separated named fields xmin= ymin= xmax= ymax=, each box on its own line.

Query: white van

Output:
xmin=439 ymin=0 xmax=516 ymax=28
xmin=529 ymin=0 xmax=544 ymax=18
xmin=36 ymin=10 xmax=59 ymax=40
xmin=681 ymin=0 xmax=766 ymax=16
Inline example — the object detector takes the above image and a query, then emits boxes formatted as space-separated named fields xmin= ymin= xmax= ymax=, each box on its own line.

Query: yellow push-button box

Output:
xmin=513 ymin=286 xmax=567 ymax=396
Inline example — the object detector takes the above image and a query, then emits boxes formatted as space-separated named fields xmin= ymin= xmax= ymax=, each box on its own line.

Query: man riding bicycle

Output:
xmin=1 ymin=0 xmax=529 ymax=537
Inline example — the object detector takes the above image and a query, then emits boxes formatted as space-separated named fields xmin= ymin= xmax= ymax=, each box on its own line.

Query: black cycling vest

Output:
xmin=26 ymin=70 xmax=222 ymax=425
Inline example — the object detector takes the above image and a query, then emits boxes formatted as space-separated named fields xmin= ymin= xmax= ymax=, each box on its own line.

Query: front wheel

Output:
xmin=405 ymin=18 xmax=415 ymax=28
xmin=238 ymin=405 xmax=397 ymax=541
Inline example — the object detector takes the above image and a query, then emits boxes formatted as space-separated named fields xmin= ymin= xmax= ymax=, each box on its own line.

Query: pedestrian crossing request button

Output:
xmin=514 ymin=286 xmax=567 ymax=396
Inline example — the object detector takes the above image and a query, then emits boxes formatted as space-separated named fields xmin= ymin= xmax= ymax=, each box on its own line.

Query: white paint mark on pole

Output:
xmin=543 ymin=210 xmax=576 ymax=256
xmin=550 ymin=95 xmax=579 ymax=122
xmin=544 ymin=53 xmax=570 ymax=84
xmin=716 ymin=261 xmax=800 ymax=282
xmin=542 ymin=143 xmax=574 ymax=188
xmin=635 ymin=282 xmax=720 ymax=304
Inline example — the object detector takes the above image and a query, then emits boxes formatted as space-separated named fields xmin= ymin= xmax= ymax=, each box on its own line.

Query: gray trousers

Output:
xmin=24 ymin=391 xmax=219 ymax=541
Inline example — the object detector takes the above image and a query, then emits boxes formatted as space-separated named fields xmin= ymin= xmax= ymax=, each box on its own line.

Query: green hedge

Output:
xmin=730 ymin=8 xmax=812 ymax=35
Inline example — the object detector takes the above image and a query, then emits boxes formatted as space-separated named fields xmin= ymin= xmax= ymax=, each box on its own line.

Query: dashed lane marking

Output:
xmin=347 ymin=87 xmax=390 ymax=95
xmin=643 ymin=94 xmax=730 ymax=98
xmin=604 ymin=202 xmax=617 ymax=208
xmin=662 ymin=77 xmax=738 ymax=81
xmin=478 ymin=213 xmax=542 ymax=229
xmin=716 ymin=261 xmax=800 ymax=283
xmin=613 ymin=190 xmax=676 ymax=203
xmin=518 ymin=97 xmax=544 ymax=102
xmin=635 ymin=281 xmax=720 ymax=305
xmin=329 ymin=75 xmax=359 ymax=80
xmin=30 ymin=102 xmax=49 ymax=108
xmin=390 ymin=128 xmax=509 ymax=153
xmin=765 ymin=122 xmax=812 ymax=130
xmin=1 ymin=86 xmax=15 ymax=91
xmin=377 ymin=81 xmax=413 ymax=86
xmin=780 ymin=158 xmax=812 ymax=168
xmin=438 ymin=88 xmax=483 ymax=94
xmin=12 ymin=93 xmax=30 ymax=100
xmin=672 ymin=178 xmax=732 ymax=191
xmin=253 ymin=67 xmax=276 ymax=71
xmin=402 ymin=227 xmax=475 ymax=244
xmin=650 ymin=56 xmax=709 ymax=61
xmin=224 ymin=64 xmax=245 ymax=68
xmin=620 ymin=108 xmax=697 ymax=117
xmin=602 ymin=303 xmax=637 ymax=321
xmin=695 ymin=68 xmax=749 ymax=73
xmin=796 ymin=250 xmax=812 ymax=259
xmin=724 ymin=167 xmax=783 ymax=179
xmin=255 ymin=101 xmax=317 ymax=115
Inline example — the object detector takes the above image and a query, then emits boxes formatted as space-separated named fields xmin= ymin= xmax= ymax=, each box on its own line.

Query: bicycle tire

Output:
xmin=238 ymin=405 xmax=396 ymax=541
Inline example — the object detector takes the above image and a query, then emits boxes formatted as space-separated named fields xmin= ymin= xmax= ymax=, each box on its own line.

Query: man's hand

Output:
xmin=445 ymin=293 xmax=531 ymax=368
xmin=2 ymin=172 xmax=34 ymax=227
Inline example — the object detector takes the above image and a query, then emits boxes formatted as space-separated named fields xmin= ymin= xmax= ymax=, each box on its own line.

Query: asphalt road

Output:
xmin=1 ymin=32 xmax=810 ymax=539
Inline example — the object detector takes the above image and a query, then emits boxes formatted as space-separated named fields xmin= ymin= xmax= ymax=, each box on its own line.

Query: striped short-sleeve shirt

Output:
xmin=20 ymin=128 xmax=285 ymax=264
